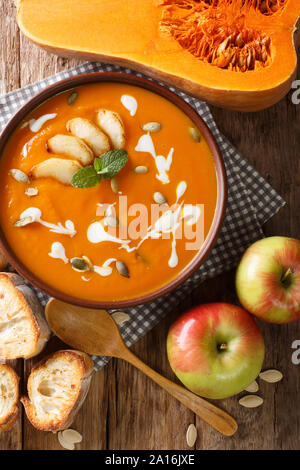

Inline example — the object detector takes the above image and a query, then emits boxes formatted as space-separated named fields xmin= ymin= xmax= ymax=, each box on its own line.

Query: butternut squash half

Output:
xmin=16 ymin=0 xmax=300 ymax=111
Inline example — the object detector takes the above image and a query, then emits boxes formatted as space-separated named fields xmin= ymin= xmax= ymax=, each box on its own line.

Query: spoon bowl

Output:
xmin=46 ymin=299 xmax=123 ymax=356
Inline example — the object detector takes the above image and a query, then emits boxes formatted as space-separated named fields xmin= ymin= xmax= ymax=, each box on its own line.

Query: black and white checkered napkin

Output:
xmin=0 ymin=62 xmax=285 ymax=370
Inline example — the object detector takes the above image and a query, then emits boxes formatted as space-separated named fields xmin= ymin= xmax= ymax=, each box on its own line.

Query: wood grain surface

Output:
xmin=1 ymin=0 xmax=299 ymax=450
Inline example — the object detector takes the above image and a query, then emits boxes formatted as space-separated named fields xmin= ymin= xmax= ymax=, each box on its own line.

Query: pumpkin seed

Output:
xmin=61 ymin=429 xmax=82 ymax=445
xmin=25 ymin=187 xmax=39 ymax=197
xmin=186 ymin=424 xmax=197 ymax=447
xmin=111 ymin=177 xmax=118 ymax=194
xmin=189 ymin=127 xmax=201 ymax=143
xmin=238 ymin=55 xmax=245 ymax=68
xmin=116 ymin=260 xmax=130 ymax=278
xmin=10 ymin=169 xmax=29 ymax=183
xmin=259 ymin=369 xmax=283 ymax=383
xmin=20 ymin=121 xmax=29 ymax=130
xmin=134 ymin=165 xmax=148 ymax=175
xmin=71 ymin=257 xmax=92 ymax=272
xmin=261 ymin=50 xmax=267 ymax=62
xmin=57 ymin=431 xmax=75 ymax=450
xmin=111 ymin=311 xmax=130 ymax=325
xmin=135 ymin=252 xmax=147 ymax=263
xmin=67 ymin=91 xmax=78 ymax=106
xmin=104 ymin=215 xmax=119 ymax=228
xmin=14 ymin=216 xmax=37 ymax=227
xmin=235 ymin=32 xmax=244 ymax=48
xmin=218 ymin=37 xmax=229 ymax=55
xmin=153 ymin=192 xmax=167 ymax=205
xmin=239 ymin=395 xmax=263 ymax=408
xmin=81 ymin=256 xmax=94 ymax=270
xmin=246 ymin=52 xmax=253 ymax=69
xmin=244 ymin=380 xmax=259 ymax=393
xmin=142 ymin=122 xmax=162 ymax=133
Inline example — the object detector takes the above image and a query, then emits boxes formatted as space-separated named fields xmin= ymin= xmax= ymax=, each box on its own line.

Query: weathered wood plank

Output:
xmin=19 ymin=35 xmax=83 ymax=88
xmin=0 ymin=0 xmax=22 ymax=451
xmin=0 ymin=1 xmax=20 ymax=94
xmin=107 ymin=304 xmax=195 ymax=450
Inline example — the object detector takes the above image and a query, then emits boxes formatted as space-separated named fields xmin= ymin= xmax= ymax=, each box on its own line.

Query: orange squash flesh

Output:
xmin=16 ymin=0 xmax=300 ymax=111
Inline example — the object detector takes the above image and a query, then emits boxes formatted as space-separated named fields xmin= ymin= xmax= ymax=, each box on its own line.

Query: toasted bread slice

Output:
xmin=67 ymin=118 xmax=111 ymax=156
xmin=21 ymin=350 xmax=94 ymax=431
xmin=47 ymin=135 xmax=94 ymax=165
xmin=0 ymin=273 xmax=50 ymax=360
xmin=96 ymin=109 xmax=126 ymax=149
xmin=31 ymin=157 xmax=82 ymax=185
xmin=0 ymin=248 xmax=8 ymax=271
xmin=0 ymin=364 xmax=20 ymax=432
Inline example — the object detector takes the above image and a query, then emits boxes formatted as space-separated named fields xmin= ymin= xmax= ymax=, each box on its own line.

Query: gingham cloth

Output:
xmin=0 ymin=62 xmax=285 ymax=370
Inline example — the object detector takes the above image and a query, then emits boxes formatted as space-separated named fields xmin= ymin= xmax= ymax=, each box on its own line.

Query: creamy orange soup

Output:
xmin=0 ymin=83 xmax=217 ymax=301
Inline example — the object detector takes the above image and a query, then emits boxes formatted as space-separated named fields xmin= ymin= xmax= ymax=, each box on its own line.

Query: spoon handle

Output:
xmin=122 ymin=347 xmax=238 ymax=437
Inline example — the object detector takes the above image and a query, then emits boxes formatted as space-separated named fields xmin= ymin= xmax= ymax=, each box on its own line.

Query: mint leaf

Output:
xmin=71 ymin=150 xmax=128 ymax=189
xmin=98 ymin=150 xmax=128 ymax=179
xmin=71 ymin=166 xmax=101 ymax=188
xmin=94 ymin=158 xmax=103 ymax=173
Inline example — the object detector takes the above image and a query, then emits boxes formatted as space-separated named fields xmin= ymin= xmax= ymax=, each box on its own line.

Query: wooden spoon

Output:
xmin=45 ymin=298 xmax=238 ymax=436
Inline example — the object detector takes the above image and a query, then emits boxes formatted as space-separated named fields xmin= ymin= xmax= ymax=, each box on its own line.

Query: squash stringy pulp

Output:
xmin=160 ymin=0 xmax=289 ymax=71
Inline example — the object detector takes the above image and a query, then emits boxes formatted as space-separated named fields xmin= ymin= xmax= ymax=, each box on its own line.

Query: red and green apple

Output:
xmin=167 ymin=303 xmax=265 ymax=399
xmin=236 ymin=236 xmax=300 ymax=323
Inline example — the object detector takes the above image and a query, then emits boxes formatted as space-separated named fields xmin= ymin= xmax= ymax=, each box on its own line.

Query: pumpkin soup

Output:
xmin=0 ymin=82 xmax=218 ymax=301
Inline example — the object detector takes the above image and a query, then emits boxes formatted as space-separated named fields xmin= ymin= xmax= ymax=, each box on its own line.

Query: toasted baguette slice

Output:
xmin=47 ymin=135 xmax=94 ymax=165
xmin=96 ymin=109 xmax=126 ymax=149
xmin=0 ymin=273 xmax=50 ymax=360
xmin=0 ymin=364 xmax=20 ymax=432
xmin=0 ymin=248 xmax=8 ymax=271
xmin=31 ymin=158 xmax=82 ymax=185
xmin=21 ymin=350 xmax=94 ymax=431
xmin=67 ymin=118 xmax=111 ymax=156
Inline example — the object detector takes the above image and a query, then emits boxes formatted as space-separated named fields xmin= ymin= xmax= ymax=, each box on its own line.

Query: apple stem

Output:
xmin=281 ymin=268 xmax=292 ymax=282
xmin=219 ymin=343 xmax=227 ymax=350
xmin=282 ymin=268 xmax=292 ymax=281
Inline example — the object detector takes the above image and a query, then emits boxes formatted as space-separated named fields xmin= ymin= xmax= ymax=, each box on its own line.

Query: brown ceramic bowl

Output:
xmin=0 ymin=73 xmax=227 ymax=309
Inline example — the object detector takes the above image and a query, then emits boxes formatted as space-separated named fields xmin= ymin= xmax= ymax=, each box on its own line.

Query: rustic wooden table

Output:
xmin=1 ymin=1 xmax=300 ymax=451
